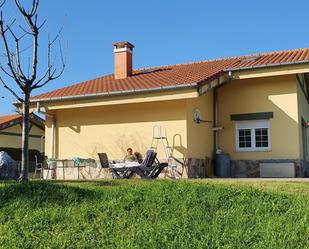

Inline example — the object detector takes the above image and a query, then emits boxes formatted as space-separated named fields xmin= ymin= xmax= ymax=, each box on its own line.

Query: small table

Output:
xmin=109 ymin=162 xmax=140 ymax=179
xmin=47 ymin=159 xmax=71 ymax=180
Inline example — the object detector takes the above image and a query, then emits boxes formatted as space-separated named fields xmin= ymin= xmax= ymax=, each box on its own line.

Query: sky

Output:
xmin=0 ymin=0 xmax=309 ymax=114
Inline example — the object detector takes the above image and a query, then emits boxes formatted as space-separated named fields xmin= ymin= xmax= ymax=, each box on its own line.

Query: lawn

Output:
xmin=1 ymin=180 xmax=309 ymax=249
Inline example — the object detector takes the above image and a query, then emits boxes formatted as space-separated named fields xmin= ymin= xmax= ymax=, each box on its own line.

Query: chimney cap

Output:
xmin=113 ymin=41 xmax=135 ymax=49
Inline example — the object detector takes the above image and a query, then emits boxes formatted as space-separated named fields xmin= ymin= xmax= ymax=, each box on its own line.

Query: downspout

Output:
xmin=51 ymin=117 xmax=56 ymax=158
xmin=213 ymin=71 xmax=233 ymax=153
xmin=213 ymin=87 xmax=219 ymax=153
xmin=212 ymin=71 xmax=233 ymax=173
xmin=37 ymin=102 xmax=56 ymax=158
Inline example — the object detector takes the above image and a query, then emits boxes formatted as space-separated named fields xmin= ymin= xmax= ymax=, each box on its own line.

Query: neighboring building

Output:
xmin=28 ymin=42 xmax=309 ymax=177
xmin=0 ymin=113 xmax=45 ymax=152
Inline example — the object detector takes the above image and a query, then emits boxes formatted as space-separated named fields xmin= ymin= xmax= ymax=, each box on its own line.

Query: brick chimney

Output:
xmin=113 ymin=41 xmax=134 ymax=79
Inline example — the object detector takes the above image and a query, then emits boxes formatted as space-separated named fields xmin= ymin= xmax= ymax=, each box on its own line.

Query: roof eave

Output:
xmin=27 ymin=83 xmax=199 ymax=104
xmin=225 ymin=60 xmax=309 ymax=72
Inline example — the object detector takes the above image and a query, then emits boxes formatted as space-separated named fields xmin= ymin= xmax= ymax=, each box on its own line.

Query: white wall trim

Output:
xmin=114 ymin=47 xmax=132 ymax=53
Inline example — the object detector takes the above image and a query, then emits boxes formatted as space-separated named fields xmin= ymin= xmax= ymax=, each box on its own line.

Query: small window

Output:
xmin=235 ymin=120 xmax=271 ymax=152
xmin=238 ymin=129 xmax=251 ymax=148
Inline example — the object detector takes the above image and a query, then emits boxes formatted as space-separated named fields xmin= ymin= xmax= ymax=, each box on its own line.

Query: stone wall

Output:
xmin=157 ymin=157 xmax=209 ymax=179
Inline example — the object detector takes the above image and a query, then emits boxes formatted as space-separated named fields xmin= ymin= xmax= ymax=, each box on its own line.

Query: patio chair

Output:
xmin=127 ymin=150 xmax=168 ymax=179
xmin=44 ymin=158 xmax=57 ymax=179
xmin=98 ymin=152 xmax=134 ymax=179
xmin=109 ymin=150 xmax=156 ymax=179
xmin=131 ymin=156 xmax=168 ymax=179
xmin=97 ymin=153 xmax=114 ymax=178
xmin=98 ymin=153 xmax=109 ymax=168
xmin=34 ymin=155 xmax=44 ymax=179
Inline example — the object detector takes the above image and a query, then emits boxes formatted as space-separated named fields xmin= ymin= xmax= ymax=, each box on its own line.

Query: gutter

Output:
xmin=28 ymin=83 xmax=199 ymax=104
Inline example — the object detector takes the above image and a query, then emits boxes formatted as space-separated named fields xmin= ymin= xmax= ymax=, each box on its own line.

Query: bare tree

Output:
xmin=0 ymin=0 xmax=65 ymax=181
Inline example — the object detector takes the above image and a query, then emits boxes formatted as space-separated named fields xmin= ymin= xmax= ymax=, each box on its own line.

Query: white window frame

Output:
xmin=235 ymin=119 xmax=271 ymax=152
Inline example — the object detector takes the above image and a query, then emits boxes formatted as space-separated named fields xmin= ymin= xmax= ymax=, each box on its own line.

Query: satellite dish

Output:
xmin=193 ymin=108 xmax=212 ymax=124
xmin=193 ymin=108 xmax=202 ymax=124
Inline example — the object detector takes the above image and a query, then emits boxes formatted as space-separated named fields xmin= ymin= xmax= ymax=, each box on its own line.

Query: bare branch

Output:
xmin=50 ymin=22 xmax=64 ymax=46
xmin=14 ymin=0 xmax=26 ymax=15
xmin=0 ymin=0 xmax=65 ymax=181
xmin=0 ymin=76 xmax=23 ymax=102
xmin=0 ymin=0 xmax=6 ymax=8
xmin=37 ymin=19 xmax=46 ymax=30
xmin=6 ymin=25 xmax=28 ymax=81
xmin=0 ymin=12 xmax=25 ymax=89
xmin=18 ymin=24 xmax=32 ymax=35
xmin=0 ymin=64 xmax=15 ymax=78
xmin=1 ymin=0 xmax=65 ymax=98
xmin=27 ymin=56 xmax=30 ymax=78
xmin=29 ymin=0 xmax=39 ymax=16
xmin=0 ymin=43 xmax=32 ymax=58
xmin=3 ymin=18 xmax=16 ymax=33
xmin=32 ymin=39 xmax=65 ymax=90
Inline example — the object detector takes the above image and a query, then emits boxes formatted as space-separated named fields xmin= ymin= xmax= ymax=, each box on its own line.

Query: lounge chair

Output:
xmin=109 ymin=150 xmax=156 ymax=179
xmin=130 ymin=150 xmax=168 ymax=179
xmin=131 ymin=160 xmax=168 ymax=179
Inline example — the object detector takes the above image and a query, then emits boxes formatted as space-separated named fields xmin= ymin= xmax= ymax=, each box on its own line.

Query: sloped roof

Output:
xmin=0 ymin=114 xmax=45 ymax=130
xmin=0 ymin=114 xmax=21 ymax=127
xmin=32 ymin=48 xmax=309 ymax=101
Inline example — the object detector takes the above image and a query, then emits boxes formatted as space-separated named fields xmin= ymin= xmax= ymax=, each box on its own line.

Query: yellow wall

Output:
xmin=232 ymin=63 xmax=309 ymax=80
xmin=186 ymin=91 xmax=214 ymax=158
xmin=43 ymin=73 xmax=307 ymax=162
xmin=0 ymin=124 xmax=44 ymax=151
xmin=46 ymin=100 xmax=188 ymax=161
xmin=45 ymin=93 xmax=215 ymax=161
xmin=45 ymin=116 xmax=53 ymax=157
xmin=297 ymin=76 xmax=309 ymax=160
xmin=218 ymin=75 xmax=300 ymax=160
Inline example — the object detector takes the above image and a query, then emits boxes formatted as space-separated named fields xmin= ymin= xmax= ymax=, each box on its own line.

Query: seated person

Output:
xmin=134 ymin=152 xmax=143 ymax=164
xmin=124 ymin=148 xmax=138 ymax=162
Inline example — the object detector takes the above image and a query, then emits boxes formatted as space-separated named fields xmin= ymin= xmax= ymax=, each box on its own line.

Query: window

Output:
xmin=235 ymin=120 xmax=270 ymax=152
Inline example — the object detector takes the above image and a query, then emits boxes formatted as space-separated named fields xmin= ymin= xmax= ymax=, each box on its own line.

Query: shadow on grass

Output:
xmin=0 ymin=180 xmax=122 ymax=209
xmin=51 ymin=179 xmax=124 ymax=186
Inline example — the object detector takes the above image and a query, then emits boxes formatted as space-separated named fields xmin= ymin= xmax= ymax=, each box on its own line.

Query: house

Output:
xmin=27 ymin=42 xmax=309 ymax=178
xmin=0 ymin=113 xmax=45 ymax=153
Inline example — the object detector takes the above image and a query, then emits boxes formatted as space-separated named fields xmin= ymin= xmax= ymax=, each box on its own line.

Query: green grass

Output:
xmin=1 ymin=180 xmax=309 ymax=249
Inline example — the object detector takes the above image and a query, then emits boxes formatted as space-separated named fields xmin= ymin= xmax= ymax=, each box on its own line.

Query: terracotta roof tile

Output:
xmin=0 ymin=114 xmax=22 ymax=126
xmin=32 ymin=48 xmax=309 ymax=101
xmin=0 ymin=114 xmax=45 ymax=130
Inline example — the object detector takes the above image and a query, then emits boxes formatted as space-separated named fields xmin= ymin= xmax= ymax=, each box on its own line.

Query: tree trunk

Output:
xmin=19 ymin=92 xmax=30 ymax=182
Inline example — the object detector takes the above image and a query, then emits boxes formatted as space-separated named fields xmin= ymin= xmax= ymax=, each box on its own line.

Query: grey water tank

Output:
xmin=215 ymin=153 xmax=231 ymax=177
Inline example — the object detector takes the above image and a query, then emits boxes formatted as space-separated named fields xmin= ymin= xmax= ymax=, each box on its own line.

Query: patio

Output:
xmin=42 ymin=158 xmax=108 ymax=180
xmin=36 ymin=154 xmax=210 ymax=180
